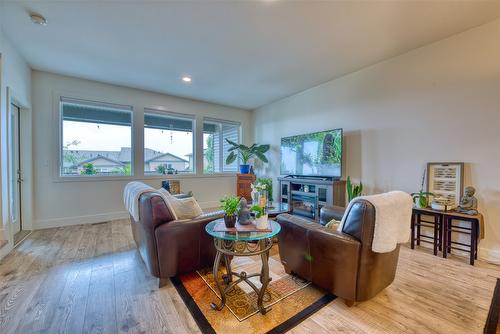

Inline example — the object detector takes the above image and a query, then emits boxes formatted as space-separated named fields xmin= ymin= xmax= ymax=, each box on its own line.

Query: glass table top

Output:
xmin=205 ymin=219 xmax=281 ymax=241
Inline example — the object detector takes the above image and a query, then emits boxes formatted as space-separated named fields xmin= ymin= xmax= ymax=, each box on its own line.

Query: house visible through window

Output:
xmin=203 ymin=119 xmax=240 ymax=173
xmin=144 ymin=110 xmax=194 ymax=175
xmin=61 ymin=97 xmax=133 ymax=177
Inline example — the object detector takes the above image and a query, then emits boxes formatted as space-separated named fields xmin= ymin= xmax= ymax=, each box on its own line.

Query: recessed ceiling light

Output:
xmin=182 ymin=76 xmax=192 ymax=83
xmin=30 ymin=13 xmax=48 ymax=26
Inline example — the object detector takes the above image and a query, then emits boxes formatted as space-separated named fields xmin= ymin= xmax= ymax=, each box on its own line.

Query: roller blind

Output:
xmin=144 ymin=109 xmax=194 ymax=131
xmin=61 ymin=97 xmax=132 ymax=126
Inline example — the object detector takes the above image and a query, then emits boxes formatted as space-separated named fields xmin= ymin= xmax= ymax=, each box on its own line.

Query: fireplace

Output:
xmin=291 ymin=194 xmax=316 ymax=219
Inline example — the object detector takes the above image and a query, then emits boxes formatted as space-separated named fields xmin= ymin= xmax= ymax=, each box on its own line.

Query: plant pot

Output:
xmin=255 ymin=214 xmax=269 ymax=230
xmin=239 ymin=164 xmax=250 ymax=174
xmin=224 ymin=214 xmax=237 ymax=228
xmin=414 ymin=197 xmax=428 ymax=208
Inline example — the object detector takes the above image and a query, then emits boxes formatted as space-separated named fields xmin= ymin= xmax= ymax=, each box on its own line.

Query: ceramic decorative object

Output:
xmin=457 ymin=186 xmax=479 ymax=215
xmin=255 ymin=214 xmax=269 ymax=230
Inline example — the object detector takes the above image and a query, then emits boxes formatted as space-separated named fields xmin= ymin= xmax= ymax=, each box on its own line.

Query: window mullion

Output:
xmin=219 ymin=123 xmax=224 ymax=173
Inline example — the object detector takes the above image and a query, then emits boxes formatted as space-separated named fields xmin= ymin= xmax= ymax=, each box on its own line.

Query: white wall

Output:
xmin=0 ymin=27 xmax=32 ymax=258
xmin=253 ymin=19 xmax=500 ymax=263
xmin=32 ymin=71 xmax=252 ymax=229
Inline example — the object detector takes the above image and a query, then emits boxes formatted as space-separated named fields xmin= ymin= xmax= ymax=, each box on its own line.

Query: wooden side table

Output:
xmin=442 ymin=212 xmax=483 ymax=266
xmin=411 ymin=208 xmax=443 ymax=256
xmin=410 ymin=207 xmax=483 ymax=266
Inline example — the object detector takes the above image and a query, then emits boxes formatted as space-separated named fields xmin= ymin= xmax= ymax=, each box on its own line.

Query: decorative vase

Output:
xmin=224 ymin=214 xmax=236 ymax=228
xmin=239 ymin=164 xmax=250 ymax=174
xmin=258 ymin=190 xmax=267 ymax=208
xmin=251 ymin=190 xmax=259 ymax=205
xmin=255 ymin=214 xmax=269 ymax=230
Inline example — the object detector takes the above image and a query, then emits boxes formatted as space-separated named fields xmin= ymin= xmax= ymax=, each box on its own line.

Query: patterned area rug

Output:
xmin=171 ymin=246 xmax=336 ymax=334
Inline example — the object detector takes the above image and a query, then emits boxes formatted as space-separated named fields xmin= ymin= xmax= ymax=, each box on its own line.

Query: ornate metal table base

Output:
xmin=210 ymin=238 xmax=273 ymax=315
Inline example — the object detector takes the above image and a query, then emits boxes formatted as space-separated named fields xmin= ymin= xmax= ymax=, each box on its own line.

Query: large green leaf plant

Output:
xmin=225 ymin=139 xmax=270 ymax=165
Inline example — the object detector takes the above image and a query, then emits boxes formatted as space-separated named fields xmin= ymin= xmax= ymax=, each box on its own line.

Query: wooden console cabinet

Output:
xmin=278 ymin=176 xmax=346 ymax=221
xmin=237 ymin=174 xmax=256 ymax=201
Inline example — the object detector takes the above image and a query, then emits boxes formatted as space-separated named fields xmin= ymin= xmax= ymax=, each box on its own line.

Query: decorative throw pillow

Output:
xmin=325 ymin=218 xmax=340 ymax=230
xmin=158 ymin=188 xmax=203 ymax=220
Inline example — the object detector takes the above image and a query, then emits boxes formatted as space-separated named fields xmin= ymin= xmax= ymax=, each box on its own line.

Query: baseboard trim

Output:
xmin=35 ymin=211 xmax=130 ymax=229
xmin=0 ymin=241 xmax=13 ymax=261
xmin=34 ymin=200 xmax=221 ymax=229
xmin=479 ymin=247 xmax=500 ymax=265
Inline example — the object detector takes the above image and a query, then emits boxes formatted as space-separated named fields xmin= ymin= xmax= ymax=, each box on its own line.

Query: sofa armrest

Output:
xmin=154 ymin=211 xmax=224 ymax=278
xmin=276 ymin=213 xmax=360 ymax=300
xmin=320 ymin=206 xmax=345 ymax=225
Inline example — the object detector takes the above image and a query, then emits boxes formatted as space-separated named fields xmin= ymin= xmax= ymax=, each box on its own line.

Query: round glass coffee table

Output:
xmin=205 ymin=219 xmax=281 ymax=315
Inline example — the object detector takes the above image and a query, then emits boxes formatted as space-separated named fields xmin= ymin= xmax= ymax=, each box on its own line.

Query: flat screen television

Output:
xmin=280 ymin=129 xmax=342 ymax=178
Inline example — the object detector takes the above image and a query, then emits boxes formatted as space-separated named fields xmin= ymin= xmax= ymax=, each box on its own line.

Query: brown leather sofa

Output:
xmin=277 ymin=199 xmax=401 ymax=305
xmin=129 ymin=192 xmax=224 ymax=286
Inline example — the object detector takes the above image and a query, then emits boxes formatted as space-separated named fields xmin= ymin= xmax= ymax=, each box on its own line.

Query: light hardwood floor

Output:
xmin=0 ymin=219 xmax=498 ymax=333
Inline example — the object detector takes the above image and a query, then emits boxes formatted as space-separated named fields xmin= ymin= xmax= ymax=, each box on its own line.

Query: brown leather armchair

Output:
xmin=129 ymin=192 xmax=224 ymax=285
xmin=277 ymin=200 xmax=401 ymax=305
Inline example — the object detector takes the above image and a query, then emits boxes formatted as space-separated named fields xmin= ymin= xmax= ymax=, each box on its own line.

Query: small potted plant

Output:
xmin=220 ymin=195 xmax=240 ymax=228
xmin=250 ymin=205 xmax=268 ymax=229
xmin=225 ymin=139 xmax=270 ymax=174
xmin=411 ymin=168 xmax=434 ymax=208
xmin=411 ymin=190 xmax=434 ymax=208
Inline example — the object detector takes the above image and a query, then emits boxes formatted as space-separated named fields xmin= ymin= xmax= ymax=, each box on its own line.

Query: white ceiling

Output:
xmin=2 ymin=1 xmax=500 ymax=109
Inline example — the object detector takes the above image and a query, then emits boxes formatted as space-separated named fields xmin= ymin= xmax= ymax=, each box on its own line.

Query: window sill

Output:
xmin=53 ymin=173 xmax=237 ymax=183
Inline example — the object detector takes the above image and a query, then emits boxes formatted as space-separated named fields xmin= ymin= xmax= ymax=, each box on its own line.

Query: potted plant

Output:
xmin=411 ymin=168 xmax=434 ymax=208
xmin=250 ymin=205 xmax=268 ymax=229
xmin=220 ymin=195 xmax=240 ymax=228
xmin=225 ymin=139 xmax=270 ymax=174
xmin=346 ymin=176 xmax=363 ymax=202
xmin=411 ymin=190 xmax=434 ymax=208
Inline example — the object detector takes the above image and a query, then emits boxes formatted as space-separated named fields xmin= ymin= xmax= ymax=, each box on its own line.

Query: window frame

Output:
xmin=58 ymin=96 xmax=135 ymax=180
xmin=143 ymin=108 xmax=196 ymax=176
xmin=203 ymin=117 xmax=241 ymax=175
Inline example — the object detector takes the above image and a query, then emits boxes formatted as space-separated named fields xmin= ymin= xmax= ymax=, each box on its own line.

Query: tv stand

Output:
xmin=278 ymin=176 xmax=346 ymax=222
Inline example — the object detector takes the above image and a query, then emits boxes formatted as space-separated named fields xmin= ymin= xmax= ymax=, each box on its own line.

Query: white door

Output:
xmin=10 ymin=103 xmax=22 ymax=235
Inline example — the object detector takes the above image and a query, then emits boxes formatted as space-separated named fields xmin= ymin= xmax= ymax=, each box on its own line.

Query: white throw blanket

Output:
xmin=123 ymin=181 xmax=179 ymax=222
xmin=123 ymin=181 xmax=156 ymax=221
xmin=337 ymin=191 xmax=413 ymax=253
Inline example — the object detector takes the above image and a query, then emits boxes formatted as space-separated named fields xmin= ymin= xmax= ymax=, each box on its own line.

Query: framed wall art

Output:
xmin=427 ymin=162 xmax=464 ymax=207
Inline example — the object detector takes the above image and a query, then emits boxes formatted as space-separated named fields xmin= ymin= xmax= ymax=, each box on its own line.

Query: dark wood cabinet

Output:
xmin=237 ymin=174 xmax=256 ymax=201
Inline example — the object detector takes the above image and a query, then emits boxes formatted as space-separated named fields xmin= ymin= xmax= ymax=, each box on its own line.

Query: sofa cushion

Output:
xmin=158 ymin=188 xmax=203 ymax=219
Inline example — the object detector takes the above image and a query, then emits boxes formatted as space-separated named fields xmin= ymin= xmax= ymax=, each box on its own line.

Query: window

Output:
xmin=203 ymin=119 xmax=241 ymax=173
xmin=144 ymin=110 xmax=194 ymax=175
xmin=60 ymin=97 xmax=133 ymax=177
